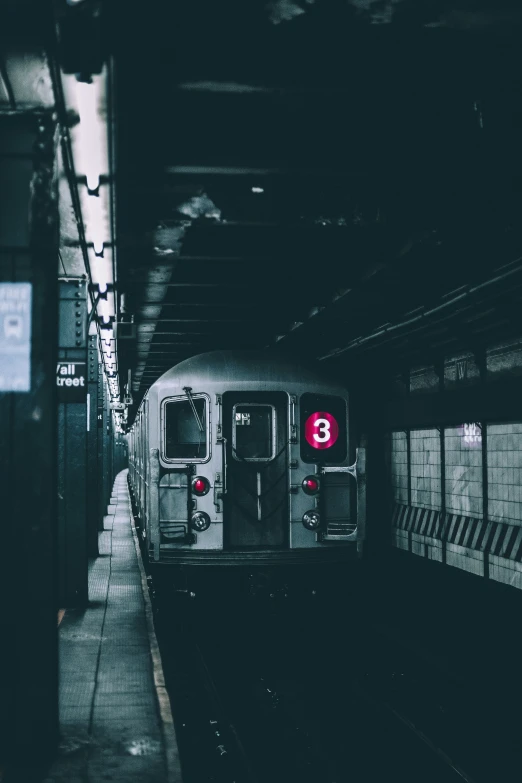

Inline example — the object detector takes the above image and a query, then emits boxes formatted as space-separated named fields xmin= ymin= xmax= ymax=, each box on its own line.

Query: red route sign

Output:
xmin=304 ymin=411 xmax=339 ymax=450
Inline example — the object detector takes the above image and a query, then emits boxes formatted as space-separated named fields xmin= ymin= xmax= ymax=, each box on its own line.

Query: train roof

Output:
xmin=147 ymin=350 xmax=348 ymax=397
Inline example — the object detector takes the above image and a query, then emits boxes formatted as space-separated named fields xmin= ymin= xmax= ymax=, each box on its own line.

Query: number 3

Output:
xmin=313 ymin=418 xmax=331 ymax=443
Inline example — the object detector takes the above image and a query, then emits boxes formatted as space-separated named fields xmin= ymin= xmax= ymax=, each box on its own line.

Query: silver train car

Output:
xmin=127 ymin=350 xmax=366 ymax=567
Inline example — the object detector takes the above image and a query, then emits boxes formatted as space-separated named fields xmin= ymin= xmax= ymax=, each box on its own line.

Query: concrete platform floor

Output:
xmin=43 ymin=471 xmax=181 ymax=783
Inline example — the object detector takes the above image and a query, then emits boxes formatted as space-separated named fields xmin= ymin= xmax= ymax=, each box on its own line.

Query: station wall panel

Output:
xmin=410 ymin=429 xmax=441 ymax=511
xmin=444 ymin=427 xmax=483 ymax=519
xmin=487 ymin=423 xmax=522 ymax=526
xmin=486 ymin=339 xmax=522 ymax=379
xmin=443 ymin=352 xmax=481 ymax=390
xmin=388 ymin=431 xmax=408 ymax=504
xmin=409 ymin=365 xmax=439 ymax=394
xmin=387 ymin=421 xmax=522 ymax=591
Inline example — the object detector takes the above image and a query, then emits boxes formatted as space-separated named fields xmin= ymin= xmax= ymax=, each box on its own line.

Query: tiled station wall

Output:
xmin=387 ymin=423 xmax=522 ymax=589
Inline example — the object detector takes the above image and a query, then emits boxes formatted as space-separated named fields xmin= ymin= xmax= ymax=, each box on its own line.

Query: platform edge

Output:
xmin=127 ymin=489 xmax=183 ymax=783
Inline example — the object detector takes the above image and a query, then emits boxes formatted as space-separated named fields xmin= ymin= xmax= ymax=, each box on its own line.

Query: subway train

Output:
xmin=127 ymin=351 xmax=366 ymax=576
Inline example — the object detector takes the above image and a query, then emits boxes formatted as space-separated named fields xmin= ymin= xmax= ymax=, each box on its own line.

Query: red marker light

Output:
xmin=192 ymin=476 xmax=210 ymax=496
xmin=302 ymin=475 xmax=320 ymax=495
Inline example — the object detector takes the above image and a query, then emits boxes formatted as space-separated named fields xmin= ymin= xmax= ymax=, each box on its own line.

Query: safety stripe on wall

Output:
xmin=392 ymin=504 xmax=522 ymax=562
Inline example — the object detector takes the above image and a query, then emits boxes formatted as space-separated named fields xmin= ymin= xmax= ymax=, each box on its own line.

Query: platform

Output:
xmin=44 ymin=471 xmax=181 ymax=783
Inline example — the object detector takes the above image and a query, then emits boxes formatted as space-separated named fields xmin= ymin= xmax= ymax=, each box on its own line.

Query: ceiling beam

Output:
xmin=166 ymin=165 xmax=368 ymax=178
xmin=136 ymin=330 xmax=262 ymax=337
xmin=135 ymin=340 xmax=250 ymax=345
xmin=137 ymin=302 xmax=263 ymax=309
xmin=175 ymin=81 xmax=358 ymax=95
xmin=137 ymin=317 xmax=257 ymax=323
xmin=125 ymin=282 xmax=250 ymax=287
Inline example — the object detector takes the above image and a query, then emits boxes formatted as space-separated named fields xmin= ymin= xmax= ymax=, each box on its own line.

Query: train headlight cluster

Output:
xmin=192 ymin=476 xmax=210 ymax=496
xmin=302 ymin=475 xmax=320 ymax=495
xmin=302 ymin=510 xmax=321 ymax=531
xmin=191 ymin=511 xmax=211 ymax=532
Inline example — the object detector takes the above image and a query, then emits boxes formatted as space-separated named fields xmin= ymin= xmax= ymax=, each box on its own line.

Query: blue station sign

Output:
xmin=0 ymin=282 xmax=32 ymax=392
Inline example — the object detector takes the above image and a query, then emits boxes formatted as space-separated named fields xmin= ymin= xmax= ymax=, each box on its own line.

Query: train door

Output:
xmin=222 ymin=392 xmax=288 ymax=548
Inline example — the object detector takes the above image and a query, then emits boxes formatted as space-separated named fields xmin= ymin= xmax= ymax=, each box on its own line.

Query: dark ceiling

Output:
xmin=108 ymin=0 xmax=522 ymax=413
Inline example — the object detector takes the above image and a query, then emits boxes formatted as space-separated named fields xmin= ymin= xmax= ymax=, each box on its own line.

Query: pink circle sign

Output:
xmin=304 ymin=411 xmax=339 ymax=450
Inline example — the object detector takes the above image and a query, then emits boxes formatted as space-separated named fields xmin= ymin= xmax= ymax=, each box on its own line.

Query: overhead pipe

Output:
xmin=319 ymin=257 xmax=522 ymax=360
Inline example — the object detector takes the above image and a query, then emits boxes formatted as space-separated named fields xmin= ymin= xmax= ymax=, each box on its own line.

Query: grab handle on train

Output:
xmin=149 ymin=447 xmax=161 ymax=561
xmin=355 ymin=445 xmax=367 ymax=552
xmin=221 ymin=437 xmax=227 ymax=495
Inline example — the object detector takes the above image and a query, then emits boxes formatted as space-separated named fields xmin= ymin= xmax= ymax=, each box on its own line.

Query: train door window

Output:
xmin=163 ymin=396 xmax=209 ymax=461
xmin=232 ymin=404 xmax=275 ymax=461
xmin=300 ymin=393 xmax=347 ymax=463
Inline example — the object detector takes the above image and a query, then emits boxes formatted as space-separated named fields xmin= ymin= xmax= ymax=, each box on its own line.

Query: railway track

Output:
xmin=132 ymin=483 xmax=517 ymax=783
xmin=151 ymin=581 xmax=483 ymax=783
xmin=153 ymin=597 xmax=338 ymax=783
xmin=132 ymin=495 xmax=496 ymax=783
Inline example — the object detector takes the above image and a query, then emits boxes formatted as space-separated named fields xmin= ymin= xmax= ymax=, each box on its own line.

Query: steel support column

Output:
xmin=86 ymin=328 xmax=99 ymax=556
xmin=0 ymin=112 xmax=59 ymax=768
xmin=97 ymin=358 xmax=105 ymax=528
xmin=102 ymin=374 xmax=111 ymax=508
xmin=57 ymin=277 xmax=88 ymax=607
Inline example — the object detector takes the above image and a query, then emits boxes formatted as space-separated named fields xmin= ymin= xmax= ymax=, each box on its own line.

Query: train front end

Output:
xmin=128 ymin=352 xmax=366 ymax=579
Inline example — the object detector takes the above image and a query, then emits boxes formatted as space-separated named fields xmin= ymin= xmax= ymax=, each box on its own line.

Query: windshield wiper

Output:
xmin=183 ymin=386 xmax=204 ymax=432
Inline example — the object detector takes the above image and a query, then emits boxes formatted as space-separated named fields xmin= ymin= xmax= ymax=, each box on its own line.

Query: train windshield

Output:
xmin=164 ymin=397 xmax=208 ymax=460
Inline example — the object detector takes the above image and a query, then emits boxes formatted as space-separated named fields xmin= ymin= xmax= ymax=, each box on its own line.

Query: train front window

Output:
xmin=164 ymin=398 xmax=208 ymax=460
xmin=233 ymin=404 xmax=275 ymax=461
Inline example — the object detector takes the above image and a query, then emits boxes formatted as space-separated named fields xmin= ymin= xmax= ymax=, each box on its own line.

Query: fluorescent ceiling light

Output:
xmin=85 ymin=193 xmax=107 ymax=255
xmin=75 ymin=79 xmax=103 ymax=192
xmin=97 ymin=297 xmax=113 ymax=321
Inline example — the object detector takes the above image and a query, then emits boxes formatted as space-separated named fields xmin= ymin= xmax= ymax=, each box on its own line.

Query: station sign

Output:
xmin=461 ymin=422 xmax=482 ymax=448
xmin=56 ymin=361 xmax=87 ymax=402
xmin=0 ymin=283 xmax=32 ymax=392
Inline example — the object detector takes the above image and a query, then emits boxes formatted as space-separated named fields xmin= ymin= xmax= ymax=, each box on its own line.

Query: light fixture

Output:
xmin=302 ymin=510 xmax=321 ymax=531
xmin=191 ymin=511 xmax=211 ymax=532
xmin=302 ymin=476 xmax=320 ymax=495
xmin=97 ymin=297 xmax=113 ymax=323
xmin=192 ymin=476 xmax=210 ymax=496
xmin=86 ymin=192 xmax=105 ymax=255
xmin=75 ymin=79 xmax=102 ymax=193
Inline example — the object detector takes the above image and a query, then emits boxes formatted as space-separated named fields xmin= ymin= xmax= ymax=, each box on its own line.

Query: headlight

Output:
xmin=302 ymin=510 xmax=320 ymax=531
xmin=192 ymin=476 xmax=210 ymax=496
xmin=191 ymin=511 xmax=211 ymax=532
xmin=302 ymin=475 xmax=320 ymax=495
